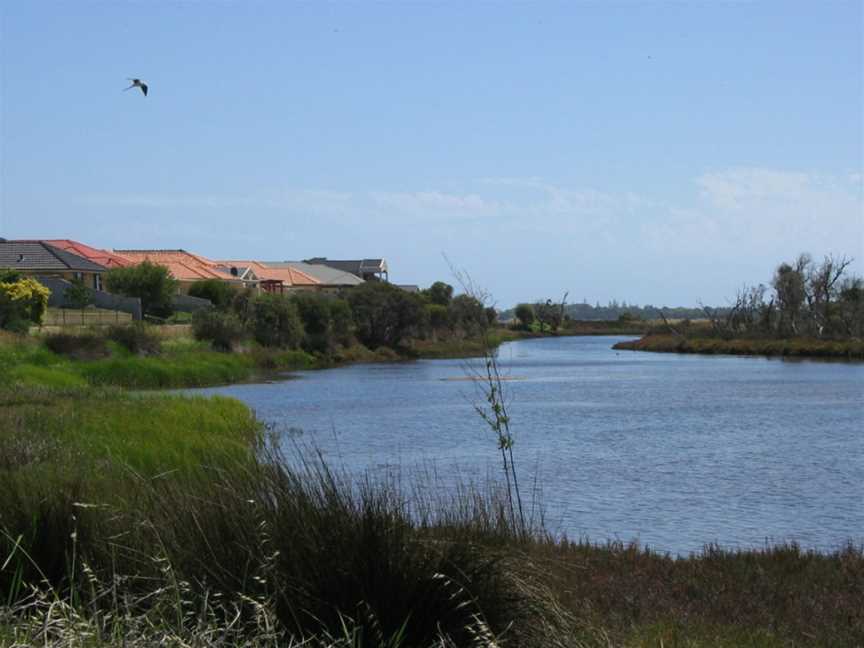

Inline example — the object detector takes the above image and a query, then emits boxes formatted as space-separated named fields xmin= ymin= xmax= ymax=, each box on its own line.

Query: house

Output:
xmin=43 ymin=239 xmax=134 ymax=270
xmin=113 ymin=249 xmax=253 ymax=294
xmin=304 ymin=258 xmax=388 ymax=282
xmin=259 ymin=261 xmax=363 ymax=292
xmin=215 ymin=260 xmax=320 ymax=294
xmin=0 ymin=240 xmax=107 ymax=290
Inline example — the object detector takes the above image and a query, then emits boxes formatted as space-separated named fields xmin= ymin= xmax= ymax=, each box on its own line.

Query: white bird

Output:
xmin=124 ymin=78 xmax=148 ymax=96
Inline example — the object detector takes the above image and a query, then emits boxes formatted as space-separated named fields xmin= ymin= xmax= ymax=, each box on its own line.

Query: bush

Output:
xmin=43 ymin=333 xmax=110 ymax=360
xmin=106 ymin=323 xmax=162 ymax=355
xmin=105 ymin=261 xmax=177 ymax=318
xmin=0 ymin=276 xmax=50 ymax=331
xmin=427 ymin=303 xmax=451 ymax=332
xmin=63 ymin=278 xmax=92 ymax=310
xmin=187 ymin=279 xmax=237 ymax=311
xmin=250 ymin=294 xmax=303 ymax=349
xmin=291 ymin=293 xmax=355 ymax=354
xmin=347 ymin=282 xmax=427 ymax=349
xmin=514 ymin=303 xmax=535 ymax=331
xmin=449 ymin=294 xmax=488 ymax=336
xmin=192 ymin=310 xmax=246 ymax=351
xmin=329 ymin=298 xmax=353 ymax=346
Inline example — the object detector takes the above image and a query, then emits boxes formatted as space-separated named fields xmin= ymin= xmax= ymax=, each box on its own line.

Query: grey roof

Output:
xmin=304 ymin=257 xmax=387 ymax=277
xmin=262 ymin=261 xmax=364 ymax=286
xmin=0 ymin=241 xmax=107 ymax=273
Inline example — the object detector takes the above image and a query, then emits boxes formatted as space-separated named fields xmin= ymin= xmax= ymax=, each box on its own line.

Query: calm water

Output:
xmin=189 ymin=336 xmax=864 ymax=555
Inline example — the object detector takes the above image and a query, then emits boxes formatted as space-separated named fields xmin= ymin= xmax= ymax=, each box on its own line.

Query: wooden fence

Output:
xmin=42 ymin=308 xmax=134 ymax=327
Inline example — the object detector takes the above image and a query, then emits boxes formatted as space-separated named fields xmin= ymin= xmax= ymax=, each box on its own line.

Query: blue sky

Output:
xmin=1 ymin=1 xmax=861 ymax=307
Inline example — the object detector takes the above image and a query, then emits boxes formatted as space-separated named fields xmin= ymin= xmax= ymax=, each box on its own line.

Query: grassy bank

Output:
xmin=0 ymin=332 xmax=318 ymax=391
xmin=2 ymin=424 xmax=861 ymax=646
xmin=613 ymin=334 xmax=864 ymax=359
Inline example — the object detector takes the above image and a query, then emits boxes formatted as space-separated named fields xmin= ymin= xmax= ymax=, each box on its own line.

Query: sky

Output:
xmin=1 ymin=1 xmax=862 ymax=308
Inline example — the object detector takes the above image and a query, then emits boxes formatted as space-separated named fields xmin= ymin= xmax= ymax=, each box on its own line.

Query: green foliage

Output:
xmin=514 ymin=303 xmax=535 ymax=330
xmin=448 ymin=294 xmax=488 ymax=336
xmin=105 ymin=261 xmax=177 ymax=318
xmin=62 ymin=278 xmax=92 ymax=310
xmin=534 ymin=299 xmax=563 ymax=332
xmin=346 ymin=282 xmax=426 ymax=349
xmin=426 ymin=303 xmax=450 ymax=331
xmin=250 ymin=293 xmax=304 ymax=349
xmin=0 ymin=276 xmax=50 ymax=332
xmin=43 ymin=333 xmax=110 ymax=360
xmin=329 ymin=297 xmax=353 ymax=345
xmin=187 ymin=278 xmax=237 ymax=310
xmin=422 ymin=281 xmax=454 ymax=306
xmin=106 ymin=323 xmax=162 ymax=355
xmin=192 ymin=310 xmax=246 ymax=351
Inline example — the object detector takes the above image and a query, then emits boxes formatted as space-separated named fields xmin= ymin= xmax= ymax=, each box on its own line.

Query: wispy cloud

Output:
xmin=369 ymin=190 xmax=494 ymax=215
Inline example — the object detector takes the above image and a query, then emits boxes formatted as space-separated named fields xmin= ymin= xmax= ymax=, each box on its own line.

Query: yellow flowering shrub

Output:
xmin=0 ymin=277 xmax=51 ymax=330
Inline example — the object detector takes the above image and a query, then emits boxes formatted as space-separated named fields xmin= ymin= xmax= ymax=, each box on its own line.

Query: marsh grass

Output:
xmin=613 ymin=334 xmax=864 ymax=359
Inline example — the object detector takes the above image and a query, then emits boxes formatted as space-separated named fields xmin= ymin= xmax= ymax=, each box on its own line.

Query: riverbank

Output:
xmin=613 ymin=334 xmax=864 ymax=360
xmin=2 ymin=332 xmax=863 ymax=646
xmin=2 ymin=405 xmax=861 ymax=646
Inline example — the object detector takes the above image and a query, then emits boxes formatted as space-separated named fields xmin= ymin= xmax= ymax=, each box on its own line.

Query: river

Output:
xmin=187 ymin=335 xmax=864 ymax=556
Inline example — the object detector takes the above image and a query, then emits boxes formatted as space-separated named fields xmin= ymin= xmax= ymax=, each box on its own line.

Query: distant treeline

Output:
xmin=500 ymin=302 xmax=710 ymax=322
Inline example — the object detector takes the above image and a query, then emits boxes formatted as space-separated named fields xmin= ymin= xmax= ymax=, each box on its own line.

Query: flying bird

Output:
xmin=124 ymin=78 xmax=148 ymax=96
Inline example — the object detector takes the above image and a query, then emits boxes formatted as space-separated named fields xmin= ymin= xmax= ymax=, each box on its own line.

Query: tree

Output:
xmin=772 ymin=259 xmax=807 ymax=336
xmin=63 ymin=278 xmax=92 ymax=310
xmin=192 ymin=310 xmax=245 ymax=351
xmin=188 ymin=279 xmax=237 ymax=311
xmin=805 ymin=254 xmax=853 ymax=336
xmin=837 ymin=276 xmax=864 ymax=338
xmin=534 ymin=299 xmax=562 ymax=332
xmin=514 ymin=303 xmax=535 ymax=330
xmin=346 ymin=281 xmax=426 ymax=349
xmin=422 ymin=281 xmax=454 ymax=307
xmin=105 ymin=261 xmax=178 ymax=318
xmin=250 ymin=293 xmax=304 ymax=348
xmin=448 ymin=294 xmax=488 ymax=336
xmin=292 ymin=292 xmax=336 ymax=353
xmin=426 ymin=303 xmax=450 ymax=333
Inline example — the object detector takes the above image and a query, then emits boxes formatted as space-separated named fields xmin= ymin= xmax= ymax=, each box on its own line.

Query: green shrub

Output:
xmin=347 ymin=282 xmax=427 ymax=349
xmin=105 ymin=261 xmax=177 ymax=318
xmin=251 ymin=294 xmax=303 ymax=349
xmin=43 ymin=333 xmax=110 ymax=360
xmin=106 ymin=323 xmax=162 ymax=355
xmin=188 ymin=279 xmax=237 ymax=310
xmin=192 ymin=310 xmax=246 ymax=351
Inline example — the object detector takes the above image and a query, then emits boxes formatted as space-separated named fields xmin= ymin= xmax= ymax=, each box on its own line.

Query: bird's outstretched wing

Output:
xmin=140 ymin=84 xmax=148 ymax=96
xmin=123 ymin=83 xmax=135 ymax=91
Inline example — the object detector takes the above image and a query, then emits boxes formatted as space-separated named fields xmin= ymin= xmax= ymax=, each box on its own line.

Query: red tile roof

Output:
xmin=32 ymin=239 xmax=134 ymax=268
xmin=114 ymin=250 xmax=236 ymax=282
xmin=217 ymin=260 xmax=320 ymax=287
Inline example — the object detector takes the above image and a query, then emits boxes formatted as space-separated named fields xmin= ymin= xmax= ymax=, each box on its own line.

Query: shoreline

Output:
xmin=613 ymin=334 xmax=864 ymax=361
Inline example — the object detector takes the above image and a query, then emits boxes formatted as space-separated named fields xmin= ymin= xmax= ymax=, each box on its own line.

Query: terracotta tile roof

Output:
xmin=217 ymin=260 xmax=320 ymax=287
xmin=42 ymin=239 xmax=134 ymax=268
xmin=114 ymin=249 xmax=236 ymax=282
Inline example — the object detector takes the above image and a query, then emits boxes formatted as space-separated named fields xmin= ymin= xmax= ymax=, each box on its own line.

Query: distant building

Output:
xmin=215 ymin=260 xmax=320 ymax=294
xmin=261 ymin=261 xmax=363 ymax=292
xmin=113 ymin=249 xmax=252 ymax=293
xmin=43 ymin=239 xmax=134 ymax=270
xmin=304 ymin=257 xmax=388 ymax=282
xmin=0 ymin=240 xmax=107 ymax=290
